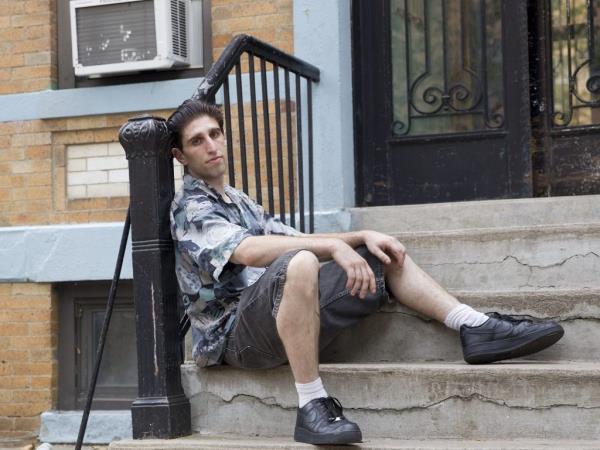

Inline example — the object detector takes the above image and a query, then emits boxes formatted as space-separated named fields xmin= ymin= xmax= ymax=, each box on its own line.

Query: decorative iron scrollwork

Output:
xmin=119 ymin=116 xmax=171 ymax=160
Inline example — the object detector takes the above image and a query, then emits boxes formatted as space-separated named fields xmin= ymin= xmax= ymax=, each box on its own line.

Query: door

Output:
xmin=353 ymin=0 xmax=533 ymax=205
xmin=530 ymin=0 xmax=600 ymax=195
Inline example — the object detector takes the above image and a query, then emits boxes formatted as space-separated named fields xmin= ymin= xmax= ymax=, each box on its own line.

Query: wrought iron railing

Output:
xmin=114 ymin=35 xmax=320 ymax=440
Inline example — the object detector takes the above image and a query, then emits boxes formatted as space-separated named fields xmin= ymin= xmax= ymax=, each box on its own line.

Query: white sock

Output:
xmin=443 ymin=304 xmax=489 ymax=331
xmin=295 ymin=377 xmax=328 ymax=408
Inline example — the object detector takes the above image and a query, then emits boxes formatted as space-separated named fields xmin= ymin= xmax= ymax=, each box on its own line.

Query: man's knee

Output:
xmin=286 ymin=250 xmax=320 ymax=282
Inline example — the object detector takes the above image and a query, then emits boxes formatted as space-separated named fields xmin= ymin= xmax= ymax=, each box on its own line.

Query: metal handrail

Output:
xmin=192 ymin=34 xmax=320 ymax=102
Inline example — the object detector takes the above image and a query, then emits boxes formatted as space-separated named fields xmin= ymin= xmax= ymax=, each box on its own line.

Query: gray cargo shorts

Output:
xmin=223 ymin=245 xmax=390 ymax=369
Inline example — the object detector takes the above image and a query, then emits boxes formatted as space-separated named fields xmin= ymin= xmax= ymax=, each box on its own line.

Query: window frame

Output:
xmin=58 ymin=280 xmax=137 ymax=410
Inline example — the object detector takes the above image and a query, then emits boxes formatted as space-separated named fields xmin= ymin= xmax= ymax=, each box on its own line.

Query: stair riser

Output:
xmin=401 ymin=228 xmax=600 ymax=290
xmin=350 ymin=194 xmax=600 ymax=233
xmin=182 ymin=365 xmax=600 ymax=440
xmin=322 ymin=312 xmax=598 ymax=362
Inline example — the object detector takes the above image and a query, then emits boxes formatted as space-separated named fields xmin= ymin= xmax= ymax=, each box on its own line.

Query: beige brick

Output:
xmin=13 ymin=416 xmax=40 ymax=433
xmin=11 ymin=14 xmax=48 ymax=28
xmin=11 ymin=132 xmax=51 ymax=147
xmin=24 ymin=0 xmax=51 ymax=14
xmin=29 ymin=376 xmax=52 ymax=389
xmin=0 ymin=323 xmax=28 ymax=336
xmin=0 ymin=53 xmax=23 ymax=67
xmin=67 ymin=185 xmax=86 ymax=199
xmin=28 ymin=349 xmax=54 ymax=362
xmin=28 ymin=320 xmax=54 ymax=336
xmin=107 ymin=142 xmax=124 ymax=156
xmin=0 ymin=148 xmax=24 ymax=161
xmin=0 ymin=402 xmax=48 ymax=416
xmin=26 ymin=175 xmax=51 ymax=187
xmin=67 ymin=158 xmax=86 ymax=172
xmin=24 ymin=51 xmax=50 ymax=66
xmin=11 ymin=362 xmax=54 ymax=377
xmin=93 ymin=128 xmax=118 ymax=142
xmin=68 ymin=170 xmax=108 ymax=186
xmin=87 ymin=182 xmax=129 ymax=198
xmin=24 ymin=145 xmax=51 ymax=159
xmin=66 ymin=116 xmax=107 ymax=131
xmin=12 ymin=389 xmax=52 ymax=402
xmin=0 ymin=350 xmax=28 ymax=362
xmin=68 ymin=143 xmax=107 ymax=158
xmin=108 ymin=197 xmax=129 ymax=209
xmin=0 ymin=376 xmax=29 ymax=389
xmin=0 ymin=417 xmax=14 ymax=432
xmin=108 ymin=169 xmax=129 ymax=183
xmin=11 ymin=284 xmax=50 ymax=297
xmin=68 ymin=197 xmax=108 ymax=210
xmin=11 ymin=65 xmax=52 ymax=79
xmin=11 ymin=159 xmax=51 ymax=174
xmin=87 ymin=155 xmax=127 ymax=171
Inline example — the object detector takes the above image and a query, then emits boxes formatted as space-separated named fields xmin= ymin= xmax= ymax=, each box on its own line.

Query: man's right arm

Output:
xmin=231 ymin=234 xmax=379 ymax=299
xmin=230 ymin=234 xmax=342 ymax=267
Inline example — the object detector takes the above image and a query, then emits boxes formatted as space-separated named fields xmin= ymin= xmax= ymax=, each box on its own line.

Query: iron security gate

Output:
xmin=353 ymin=0 xmax=533 ymax=205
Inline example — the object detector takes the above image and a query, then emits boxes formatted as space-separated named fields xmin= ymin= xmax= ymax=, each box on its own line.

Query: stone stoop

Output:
xmin=175 ymin=363 xmax=600 ymax=441
xmin=109 ymin=196 xmax=600 ymax=448
xmin=109 ymin=436 xmax=600 ymax=449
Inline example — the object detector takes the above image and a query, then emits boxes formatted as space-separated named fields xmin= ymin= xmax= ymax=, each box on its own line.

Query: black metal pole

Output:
xmin=75 ymin=207 xmax=131 ymax=450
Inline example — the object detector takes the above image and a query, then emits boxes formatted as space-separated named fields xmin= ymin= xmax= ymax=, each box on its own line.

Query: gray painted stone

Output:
xmin=0 ymin=78 xmax=201 ymax=122
xmin=294 ymin=0 xmax=355 ymax=211
xmin=350 ymin=194 xmax=600 ymax=233
xmin=397 ymin=224 xmax=600 ymax=290
xmin=321 ymin=289 xmax=600 ymax=363
xmin=108 ymin=436 xmax=600 ymax=449
xmin=39 ymin=410 xmax=132 ymax=444
xmin=0 ymin=223 xmax=132 ymax=282
xmin=180 ymin=363 xmax=600 ymax=440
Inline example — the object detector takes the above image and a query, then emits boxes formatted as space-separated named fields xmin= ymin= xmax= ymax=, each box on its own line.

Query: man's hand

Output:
xmin=362 ymin=230 xmax=406 ymax=267
xmin=330 ymin=240 xmax=376 ymax=300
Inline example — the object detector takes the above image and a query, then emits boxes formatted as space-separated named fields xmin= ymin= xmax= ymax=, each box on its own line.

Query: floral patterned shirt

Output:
xmin=170 ymin=174 xmax=301 ymax=367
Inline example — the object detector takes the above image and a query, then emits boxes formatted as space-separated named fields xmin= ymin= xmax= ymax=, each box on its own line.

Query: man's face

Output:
xmin=172 ymin=115 xmax=227 ymax=183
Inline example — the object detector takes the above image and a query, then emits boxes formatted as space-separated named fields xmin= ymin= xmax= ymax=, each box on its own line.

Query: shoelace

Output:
xmin=487 ymin=312 xmax=537 ymax=323
xmin=319 ymin=397 xmax=345 ymax=422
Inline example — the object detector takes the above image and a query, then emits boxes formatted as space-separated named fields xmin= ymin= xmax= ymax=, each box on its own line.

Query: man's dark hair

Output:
xmin=167 ymin=99 xmax=224 ymax=150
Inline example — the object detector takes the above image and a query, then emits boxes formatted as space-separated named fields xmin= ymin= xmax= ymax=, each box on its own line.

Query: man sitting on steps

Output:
xmin=168 ymin=99 xmax=565 ymax=445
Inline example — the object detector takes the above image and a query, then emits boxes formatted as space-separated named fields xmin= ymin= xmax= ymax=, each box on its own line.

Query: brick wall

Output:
xmin=0 ymin=0 xmax=56 ymax=95
xmin=0 ymin=283 xmax=57 ymax=440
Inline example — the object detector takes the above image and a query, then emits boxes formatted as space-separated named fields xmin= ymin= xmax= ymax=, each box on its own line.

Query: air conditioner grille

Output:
xmin=170 ymin=0 xmax=188 ymax=58
xmin=75 ymin=0 xmax=157 ymax=66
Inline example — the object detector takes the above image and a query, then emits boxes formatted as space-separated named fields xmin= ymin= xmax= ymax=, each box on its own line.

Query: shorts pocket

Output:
xmin=237 ymin=345 xmax=283 ymax=369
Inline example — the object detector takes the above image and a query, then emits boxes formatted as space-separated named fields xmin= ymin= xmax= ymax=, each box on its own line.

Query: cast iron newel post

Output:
xmin=119 ymin=115 xmax=191 ymax=439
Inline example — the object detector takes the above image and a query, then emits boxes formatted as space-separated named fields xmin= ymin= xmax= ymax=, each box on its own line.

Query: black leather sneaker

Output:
xmin=460 ymin=312 xmax=564 ymax=364
xmin=294 ymin=396 xmax=362 ymax=445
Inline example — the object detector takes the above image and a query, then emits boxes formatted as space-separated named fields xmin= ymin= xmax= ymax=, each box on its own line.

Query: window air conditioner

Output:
xmin=70 ymin=0 xmax=198 ymax=77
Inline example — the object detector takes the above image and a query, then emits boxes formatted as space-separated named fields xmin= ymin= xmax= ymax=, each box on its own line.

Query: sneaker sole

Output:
xmin=294 ymin=427 xmax=362 ymax=445
xmin=464 ymin=325 xmax=564 ymax=364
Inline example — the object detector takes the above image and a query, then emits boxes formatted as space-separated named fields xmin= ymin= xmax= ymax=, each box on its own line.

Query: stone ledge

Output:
xmin=39 ymin=410 xmax=131 ymax=444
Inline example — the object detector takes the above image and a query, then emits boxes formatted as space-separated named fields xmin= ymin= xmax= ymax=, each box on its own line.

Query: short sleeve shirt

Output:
xmin=170 ymin=174 xmax=302 ymax=367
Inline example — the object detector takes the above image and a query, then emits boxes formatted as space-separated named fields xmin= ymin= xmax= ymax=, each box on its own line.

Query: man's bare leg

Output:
xmin=276 ymin=250 xmax=321 ymax=383
xmin=384 ymin=254 xmax=460 ymax=322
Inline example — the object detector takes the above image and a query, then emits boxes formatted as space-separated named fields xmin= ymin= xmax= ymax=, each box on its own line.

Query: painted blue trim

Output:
xmin=0 ymin=78 xmax=203 ymax=122
xmin=0 ymin=210 xmax=344 ymax=283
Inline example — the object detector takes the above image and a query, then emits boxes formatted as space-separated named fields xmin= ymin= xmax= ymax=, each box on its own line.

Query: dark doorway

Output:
xmin=353 ymin=0 xmax=533 ymax=205
xmin=530 ymin=0 xmax=600 ymax=196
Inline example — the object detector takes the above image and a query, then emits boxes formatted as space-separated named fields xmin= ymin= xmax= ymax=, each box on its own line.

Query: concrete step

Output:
xmin=389 ymin=223 xmax=600 ymax=291
xmin=349 ymin=194 xmax=600 ymax=233
xmin=109 ymin=435 xmax=600 ymax=449
xmin=179 ymin=362 xmax=600 ymax=441
xmin=321 ymin=288 xmax=600 ymax=363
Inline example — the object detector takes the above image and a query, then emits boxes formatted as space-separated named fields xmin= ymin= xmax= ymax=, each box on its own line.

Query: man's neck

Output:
xmin=190 ymin=172 xmax=227 ymax=199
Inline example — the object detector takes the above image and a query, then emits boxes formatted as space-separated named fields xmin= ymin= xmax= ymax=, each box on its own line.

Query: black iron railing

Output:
xmin=193 ymin=34 xmax=320 ymax=230
xmin=178 ymin=34 xmax=320 ymax=350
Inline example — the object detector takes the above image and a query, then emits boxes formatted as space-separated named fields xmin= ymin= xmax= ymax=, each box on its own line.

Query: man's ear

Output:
xmin=172 ymin=147 xmax=187 ymax=165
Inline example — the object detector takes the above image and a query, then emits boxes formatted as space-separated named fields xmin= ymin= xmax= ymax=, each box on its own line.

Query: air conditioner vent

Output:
xmin=171 ymin=0 xmax=188 ymax=58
